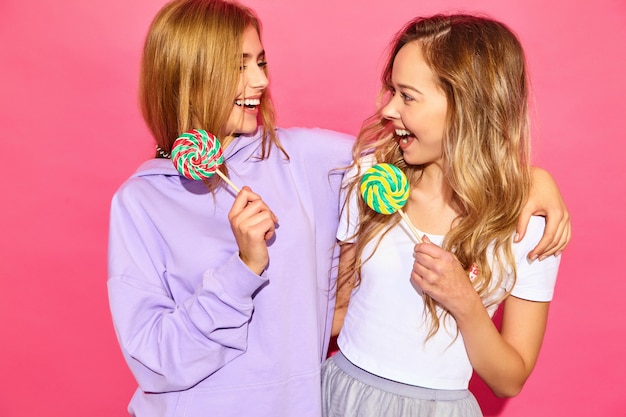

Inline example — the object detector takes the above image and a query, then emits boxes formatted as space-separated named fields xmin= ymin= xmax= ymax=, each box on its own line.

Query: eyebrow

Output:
xmin=396 ymin=83 xmax=423 ymax=95
xmin=242 ymin=50 xmax=266 ymax=60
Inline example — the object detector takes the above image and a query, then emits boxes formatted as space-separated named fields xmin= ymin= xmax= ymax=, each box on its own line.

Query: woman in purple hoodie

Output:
xmin=107 ymin=1 xmax=570 ymax=416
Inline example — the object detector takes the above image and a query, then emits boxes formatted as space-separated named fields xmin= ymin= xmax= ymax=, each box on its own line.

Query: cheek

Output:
xmin=223 ymin=105 xmax=241 ymax=130
xmin=226 ymin=105 xmax=240 ymax=121
xmin=428 ymin=109 xmax=447 ymax=137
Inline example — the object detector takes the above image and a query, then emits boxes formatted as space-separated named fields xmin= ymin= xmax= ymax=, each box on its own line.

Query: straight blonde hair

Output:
xmin=139 ymin=0 xmax=280 ymax=164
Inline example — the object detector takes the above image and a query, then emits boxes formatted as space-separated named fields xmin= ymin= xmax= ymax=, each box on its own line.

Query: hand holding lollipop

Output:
xmin=172 ymin=129 xmax=276 ymax=274
xmin=360 ymin=163 xmax=422 ymax=242
xmin=171 ymin=129 xmax=240 ymax=192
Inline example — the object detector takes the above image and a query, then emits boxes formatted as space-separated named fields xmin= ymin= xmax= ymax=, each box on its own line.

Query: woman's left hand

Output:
xmin=517 ymin=167 xmax=571 ymax=260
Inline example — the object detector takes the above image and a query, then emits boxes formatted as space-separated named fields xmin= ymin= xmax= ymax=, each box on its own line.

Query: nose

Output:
xmin=248 ymin=64 xmax=269 ymax=91
xmin=381 ymin=96 xmax=400 ymax=120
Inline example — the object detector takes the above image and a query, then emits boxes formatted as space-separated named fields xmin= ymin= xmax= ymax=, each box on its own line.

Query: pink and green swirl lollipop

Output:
xmin=171 ymin=129 xmax=239 ymax=191
xmin=360 ymin=163 xmax=421 ymax=242
xmin=172 ymin=129 xmax=224 ymax=180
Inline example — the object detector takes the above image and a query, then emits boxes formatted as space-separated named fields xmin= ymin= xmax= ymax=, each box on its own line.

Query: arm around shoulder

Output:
xmin=517 ymin=166 xmax=571 ymax=259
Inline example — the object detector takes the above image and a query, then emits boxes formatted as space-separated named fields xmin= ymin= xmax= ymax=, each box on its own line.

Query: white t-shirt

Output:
xmin=336 ymin=159 xmax=560 ymax=390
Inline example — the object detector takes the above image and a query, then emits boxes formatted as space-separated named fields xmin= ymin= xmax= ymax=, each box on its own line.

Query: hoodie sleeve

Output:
xmin=107 ymin=181 xmax=267 ymax=393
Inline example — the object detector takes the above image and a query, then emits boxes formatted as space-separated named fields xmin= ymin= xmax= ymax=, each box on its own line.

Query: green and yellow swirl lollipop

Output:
xmin=360 ymin=163 xmax=422 ymax=242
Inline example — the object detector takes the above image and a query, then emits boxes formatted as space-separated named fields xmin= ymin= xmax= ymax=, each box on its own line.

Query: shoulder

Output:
xmin=276 ymin=127 xmax=354 ymax=163
xmin=277 ymin=126 xmax=355 ymax=143
xmin=115 ymin=159 xmax=166 ymax=192
xmin=112 ymin=159 xmax=179 ymax=211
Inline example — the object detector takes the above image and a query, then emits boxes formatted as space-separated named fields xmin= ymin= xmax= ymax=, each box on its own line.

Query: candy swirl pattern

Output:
xmin=171 ymin=129 xmax=224 ymax=180
xmin=360 ymin=163 xmax=409 ymax=215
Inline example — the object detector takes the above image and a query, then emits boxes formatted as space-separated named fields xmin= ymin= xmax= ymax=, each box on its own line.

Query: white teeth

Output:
xmin=395 ymin=129 xmax=411 ymax=136
xmin=235 ymin=98 xmax=261 ymax=107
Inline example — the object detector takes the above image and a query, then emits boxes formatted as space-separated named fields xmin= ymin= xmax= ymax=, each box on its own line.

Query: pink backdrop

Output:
xmin=1 ymin=0 xmax=624 ymax=416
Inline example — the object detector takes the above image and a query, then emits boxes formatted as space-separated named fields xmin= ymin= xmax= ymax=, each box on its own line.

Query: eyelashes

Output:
xmin=384 ymin=85 xmax=414 ymax=103
xmin=240 ymin=61 xmax=268 ymax=71
xmin=400 ymin=92 xmax=414 ymax=102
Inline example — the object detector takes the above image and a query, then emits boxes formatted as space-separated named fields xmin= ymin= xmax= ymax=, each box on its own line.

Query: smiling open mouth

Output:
xmin=395 ymin=128 xmax=414 ymax=143
xmin=235 ymin=98 xmax=260 ymax=109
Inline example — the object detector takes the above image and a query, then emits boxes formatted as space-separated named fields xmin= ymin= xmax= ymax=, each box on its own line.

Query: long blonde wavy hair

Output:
xmin=139 ymin=0 xmax=282 ymax=181
xmin=343 ymin=14 xmax=532 ymax=336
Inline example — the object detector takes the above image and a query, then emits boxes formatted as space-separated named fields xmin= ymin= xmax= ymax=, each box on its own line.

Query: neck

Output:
xmin=406 ymin=163 xmax=459 ymax=235
xmin=414 ymin=162 xmax=450 ymax=197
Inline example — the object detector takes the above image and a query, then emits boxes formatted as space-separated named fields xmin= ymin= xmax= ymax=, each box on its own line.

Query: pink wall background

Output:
xmin=1 ymin=0 xmax=624 ymax=416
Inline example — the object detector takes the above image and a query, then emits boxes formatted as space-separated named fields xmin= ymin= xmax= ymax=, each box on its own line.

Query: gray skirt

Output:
xmin=322 ymin=351 xmax=483 ymax=417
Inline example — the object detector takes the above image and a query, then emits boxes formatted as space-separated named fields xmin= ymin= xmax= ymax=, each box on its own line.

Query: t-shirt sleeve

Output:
xmin=336 ymin=155 xmax=377 ymax=243
xmin=510 ymin=216 xmax=561 ymax=302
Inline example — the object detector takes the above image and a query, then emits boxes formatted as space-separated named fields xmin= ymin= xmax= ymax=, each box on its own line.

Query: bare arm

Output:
xmin=455 ymin=295 xmax=549 ymax=397
xmin=412 ymin=237 xmax=551 ymax=397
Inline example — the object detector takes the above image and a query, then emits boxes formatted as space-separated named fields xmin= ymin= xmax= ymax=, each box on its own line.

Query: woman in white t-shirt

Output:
xmin=323 ymin=14 xmax=562 ymax=417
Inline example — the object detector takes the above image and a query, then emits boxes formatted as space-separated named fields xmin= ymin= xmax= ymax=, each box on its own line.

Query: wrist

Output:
xmin=451 ymin=289 xmax=486 ymax=328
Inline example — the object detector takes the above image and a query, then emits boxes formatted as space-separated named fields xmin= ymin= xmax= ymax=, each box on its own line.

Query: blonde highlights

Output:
xmin=343 ymin=14 xmax=532 ymax=336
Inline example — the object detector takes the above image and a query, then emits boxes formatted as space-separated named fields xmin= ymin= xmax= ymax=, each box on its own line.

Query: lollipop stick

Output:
xmin=397 ymin=210 xmax=423 ymax=243
xmin=215 ymin=169 xmax=241 ymax=193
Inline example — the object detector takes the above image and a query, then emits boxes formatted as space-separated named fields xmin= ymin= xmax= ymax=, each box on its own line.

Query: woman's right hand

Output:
xmin=228 ymin=186 xmax=278 ymax=275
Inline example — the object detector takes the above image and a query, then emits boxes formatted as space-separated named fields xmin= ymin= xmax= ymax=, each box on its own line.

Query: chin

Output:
xmin=225 ymin=119 xmax=259 ymax=136
xmin=402 ymin=156 xmax=427 ymax=166
xmin=234 ymin=125 xmax=259 ymax=136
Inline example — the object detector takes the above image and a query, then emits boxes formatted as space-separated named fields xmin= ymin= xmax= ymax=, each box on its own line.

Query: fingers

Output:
xmin=537 ymin=212 xmax=571 ymax=259
xmin=228 ymin=186 xmax=278 ymax=274
xmin=412 ymin=241 xmax=456 ymax=279
xmin=527 ymin=218 xmax=558 ymax=260
xmin=554 ymin=220 xmax=571 ymax=257
xmin=240 ymin=204 xmax=277 ymax=240
xmin=412 ymin=243 xmax=433 ymax=287
xmin=411 ymin=244 xmax=477 ymax=315
xmin=410 ymin=254 xmax=431 ymax=294
xmin=525 ymin=166 xmax=572 ymax=259
xmin=229 ymin=187 xmax=278 ymax=234
xmin=515 ymin=205 xmax=532 ymax=243
xmin=230 ymin=186 xmax=262 ymax=216
xmin=413 ymin=238 xmax=443 ymax=259
xmin=527 ymin=208 xmax=570 ymax=260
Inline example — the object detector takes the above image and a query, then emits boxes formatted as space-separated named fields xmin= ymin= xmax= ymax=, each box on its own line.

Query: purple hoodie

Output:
xmin=108 ymin=127 xmax=353 ymax=416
